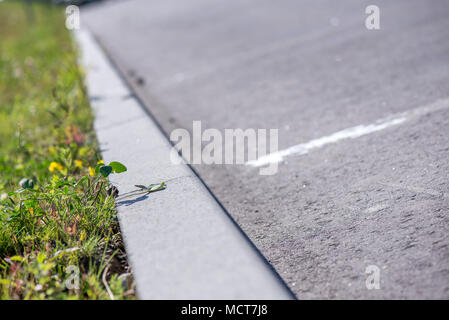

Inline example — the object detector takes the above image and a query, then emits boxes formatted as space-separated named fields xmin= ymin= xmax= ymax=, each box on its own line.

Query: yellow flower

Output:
xmin=89 ymin=167 xmax=95 ymax=177
xmin=49 ymin=162 xmax=64 ymax=173
xmin=74 ymin=160 xmax=83 ymax=168
xmin=97 ymin=160 xmax=104 ymax=165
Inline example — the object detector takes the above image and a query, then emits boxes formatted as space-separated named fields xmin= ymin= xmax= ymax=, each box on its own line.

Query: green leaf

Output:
xmin=144 ymin=182 xmax=167 ymax=193
xmin=109 ymin=161 xmax=127 ymax=174
xmin=9 ymin=256 xmax=24 ymax=262
xmin=94 ymin=163 xmax=104 ymax=174
xmin=19 ymin=178 xmax=34 ymax=189
xmin=37 ymin=253 xmax=46 ymax=263
xmin=99 ymin=166 xmax=113 ymax=177
xmin=0 ymin=279 xmax=13 ymax=286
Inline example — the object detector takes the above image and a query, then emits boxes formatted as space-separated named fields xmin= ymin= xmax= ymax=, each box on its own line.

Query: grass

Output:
xmin=0 ymin=0 xmax=135 ymax=299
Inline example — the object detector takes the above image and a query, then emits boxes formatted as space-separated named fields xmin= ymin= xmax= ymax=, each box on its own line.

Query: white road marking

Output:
xmin=247 ymin=98 xmax=449 ymax=167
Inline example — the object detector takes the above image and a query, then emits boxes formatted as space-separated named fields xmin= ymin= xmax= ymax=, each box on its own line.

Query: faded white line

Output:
xmin=247 ymin=98 xmax=449 ymax=167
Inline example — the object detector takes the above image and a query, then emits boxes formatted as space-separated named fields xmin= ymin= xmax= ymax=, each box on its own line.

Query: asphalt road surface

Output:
xmin=82 ymin=0 xmax=449 ymax=299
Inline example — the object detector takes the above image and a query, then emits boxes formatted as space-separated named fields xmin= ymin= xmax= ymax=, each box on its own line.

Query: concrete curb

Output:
xmin=75 ymin=29 xmax=294 ymax=300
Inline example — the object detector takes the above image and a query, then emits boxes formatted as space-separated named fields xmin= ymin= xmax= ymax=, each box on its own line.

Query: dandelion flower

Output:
xmin=89 ymin=167 xmax=95 ymax=177
xmin=97 ymin=160 xmax=104 ymax=165
xmin=49 ymin=162 xmax=64 ymax=173
xmin=74 ymin=160 xmax=83 ymax=168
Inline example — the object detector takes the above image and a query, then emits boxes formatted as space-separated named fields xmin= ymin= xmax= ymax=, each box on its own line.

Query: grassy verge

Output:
xmin=0 ymin=1 xmax=135 ymax=299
